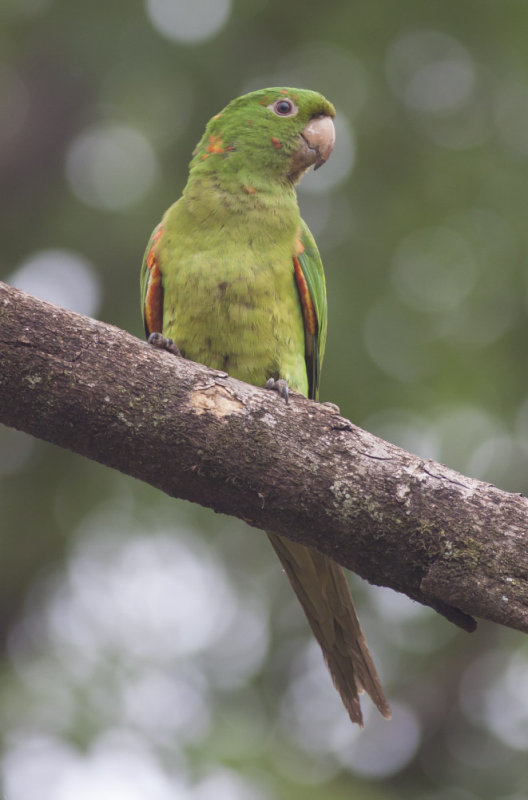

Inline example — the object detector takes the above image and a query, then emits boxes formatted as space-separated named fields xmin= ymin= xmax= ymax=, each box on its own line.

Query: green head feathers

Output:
xmin=189 ymin=87 xmax=336 ymax=186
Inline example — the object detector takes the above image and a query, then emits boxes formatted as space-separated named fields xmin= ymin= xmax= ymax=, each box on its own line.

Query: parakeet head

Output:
xmin=189 ymin=87 xmax=336 ymax=187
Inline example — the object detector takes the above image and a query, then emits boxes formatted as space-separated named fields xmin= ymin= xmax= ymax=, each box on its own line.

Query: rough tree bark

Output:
xmin=1 ymin=280 xmax=528 ymax=635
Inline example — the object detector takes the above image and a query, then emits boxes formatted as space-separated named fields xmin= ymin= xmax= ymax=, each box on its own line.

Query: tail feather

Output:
xmin=267 ymin=532 xmax=391 ymax=726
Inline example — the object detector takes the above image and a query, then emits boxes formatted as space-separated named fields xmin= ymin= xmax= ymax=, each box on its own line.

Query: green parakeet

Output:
xmin=141 ymin=87 xmax=390 ymax=726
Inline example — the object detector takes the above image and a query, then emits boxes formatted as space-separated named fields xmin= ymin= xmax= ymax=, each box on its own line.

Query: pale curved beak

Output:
xmin=302 ymin=115 xmax=335 ymax=169
xmin=287 ymin=115 xmax=335 ymax=181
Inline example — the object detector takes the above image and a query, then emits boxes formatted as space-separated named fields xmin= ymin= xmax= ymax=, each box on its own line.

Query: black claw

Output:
xmin=265 ymin=377 xmax=289 ymax=404
xmin=147 ymin=332 xmax=181 ymax=357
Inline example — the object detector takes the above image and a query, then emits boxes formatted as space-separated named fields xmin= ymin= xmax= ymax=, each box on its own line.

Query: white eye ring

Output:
xmin=268 ymin=98 xmax=299 ymax=117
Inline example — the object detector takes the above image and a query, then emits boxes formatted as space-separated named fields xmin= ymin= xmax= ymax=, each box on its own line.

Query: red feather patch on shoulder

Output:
xmin=294 ymin=233 xmax=305 ymax=256
xmin=207 ymin=134 xmax=225 ymax=154
xmin=293 ymin=255 xmax=317 ymax=337
xmin=144 ymin=227 xmax=164 ymax=335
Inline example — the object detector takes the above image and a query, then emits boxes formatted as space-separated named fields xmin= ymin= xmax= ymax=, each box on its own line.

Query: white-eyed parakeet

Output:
xmin=141 ymin=87 xmax=390 ymax=726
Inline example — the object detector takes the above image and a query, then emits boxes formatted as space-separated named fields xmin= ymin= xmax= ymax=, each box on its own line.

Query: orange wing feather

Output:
xmin=293 ymin=255 xmax=317 ymax=337
xmin=143 ymin=227 xmax=164 ymax=336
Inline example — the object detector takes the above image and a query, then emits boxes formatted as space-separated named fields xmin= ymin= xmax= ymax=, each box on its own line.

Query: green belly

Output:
xmin=162 ymin=251 xmax=308 ymax=396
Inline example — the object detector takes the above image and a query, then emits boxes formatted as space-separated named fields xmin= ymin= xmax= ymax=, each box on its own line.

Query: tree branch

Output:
xmin=1 ymin=280 xmax=528 ymax=635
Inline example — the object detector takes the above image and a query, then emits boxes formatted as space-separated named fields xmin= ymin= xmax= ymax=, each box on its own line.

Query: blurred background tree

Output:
xmin=2 ymin=0 xmax=528 ymax=797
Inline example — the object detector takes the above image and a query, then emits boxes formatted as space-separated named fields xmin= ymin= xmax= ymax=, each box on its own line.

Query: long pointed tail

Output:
xmin=267 ymin=532 xmax=391 ymax=726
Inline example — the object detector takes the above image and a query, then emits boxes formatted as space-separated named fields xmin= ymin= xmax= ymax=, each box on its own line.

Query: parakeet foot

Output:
xmin=148 ymin=332 xmax=182 ymax=357
xmin=265 ymin=377 xmax=289 ymax=404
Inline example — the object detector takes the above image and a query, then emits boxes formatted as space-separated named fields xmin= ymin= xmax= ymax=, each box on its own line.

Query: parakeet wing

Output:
xmin=141 ymin=223 xmax=164 ymax=338
xmin=295 ymin=219 xmax=327 ymax=401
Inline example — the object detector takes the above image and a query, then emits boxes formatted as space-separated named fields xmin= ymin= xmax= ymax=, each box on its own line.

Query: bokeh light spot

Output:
xmin=8 ymin=249 xmax=101 ymax=317
xmin=122 ymin=668 xmax=210 ymax=743
xmin=495 ymin=81 xmax=528 ymax=157
xmin=0 ymin=426 xmax=34 ymax=477
xmin=459 ymin=649 xmax=528 ymax=751
xmin=391 ymin=225 xmax=477 ymax=313
xmin=363 ymin=296 xmax=429 ymax=382
xmin=2 ymin=735 xmax=77 ymax=800
xmin=428 ymin=404 xmax=506 ymax=477
xmin=340 ymin=702 xmax=421 ymax=778
xmin=66 ymin=124 xmax=158 ymax=211
xmin=41 ymin=730 xmax=177 ymax=800
xmin=46 ymin=530 xmax=238 ymax=662
xmin=145 ymin=0 xmax=231 ymax=44
xmin=386 ymin=30 xmax=476 ymax=114
xmin=363 ymin=408 xmax=440 ymax=460
xmin=193 ymin=769 xmax=269 ymax=800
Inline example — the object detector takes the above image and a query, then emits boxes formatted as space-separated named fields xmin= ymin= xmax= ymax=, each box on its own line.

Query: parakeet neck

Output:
xmin=181 ymin=166 xmax=300 ymax=241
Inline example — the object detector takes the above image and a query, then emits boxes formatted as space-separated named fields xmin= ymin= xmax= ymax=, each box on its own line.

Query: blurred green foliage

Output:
xmin=2 ymin=0 xmax=528 ymax=797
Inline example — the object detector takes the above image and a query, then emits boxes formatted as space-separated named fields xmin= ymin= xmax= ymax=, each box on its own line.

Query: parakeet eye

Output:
xmin=268 ymin=98 xmax=298 ymax=117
